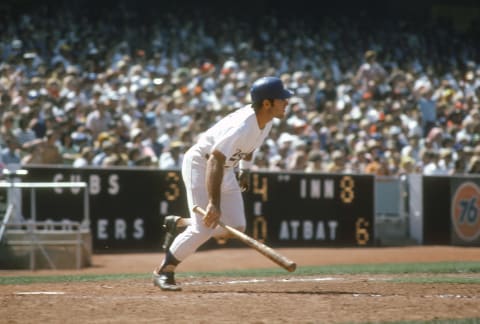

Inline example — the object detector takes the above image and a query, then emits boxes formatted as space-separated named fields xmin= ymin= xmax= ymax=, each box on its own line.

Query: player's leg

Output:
xmin=213 ymin=170 xmax=246 ymax=236
xmin=163 ymin=161 xmax=244 ymax=252
xmin=207 ymin=188 xmax=245 ymax=246
xmin=167 ymin=179 xmax=214 ymax=260
xmin=153 ymin=150 xmax=210 ymax=290
xmin=162 ymin=215 xmax=190 ymax=251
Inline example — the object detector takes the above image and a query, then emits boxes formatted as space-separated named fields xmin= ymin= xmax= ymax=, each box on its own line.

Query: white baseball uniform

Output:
xmin=169 ymin=105 xmax=273 ymax=261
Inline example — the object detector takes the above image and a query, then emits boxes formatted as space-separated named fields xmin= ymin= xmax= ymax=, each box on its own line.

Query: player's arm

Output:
xmin=204 ymin=150 xmax=226 ymax=228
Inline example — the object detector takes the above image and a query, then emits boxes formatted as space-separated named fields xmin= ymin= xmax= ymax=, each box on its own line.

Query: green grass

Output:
xmin=1 ymin=261 xmax=480 ymax=286
xmin=185 ymin=261 xmax=480 ymax=278
xmin=296 ymin=261 xmax=480 ymax=275
xmin=0 ymin=273 xmax=147 ymax=285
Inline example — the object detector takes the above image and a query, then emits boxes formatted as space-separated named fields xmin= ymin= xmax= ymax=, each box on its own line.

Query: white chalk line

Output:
xmin=13 ymin=277 xmax=480 ymax=300
xmin=184 ymin=276 xmax=343 ymax=286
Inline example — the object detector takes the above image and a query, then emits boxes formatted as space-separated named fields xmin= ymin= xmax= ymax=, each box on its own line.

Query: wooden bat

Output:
xmin=193 ymin=205 xmax=297 ymax=272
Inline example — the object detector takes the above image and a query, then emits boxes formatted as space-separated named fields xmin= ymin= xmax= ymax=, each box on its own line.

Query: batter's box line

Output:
xmin=182 ymin=277 xmax=344 ymax=286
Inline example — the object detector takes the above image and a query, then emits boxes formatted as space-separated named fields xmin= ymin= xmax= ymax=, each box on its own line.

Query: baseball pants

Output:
xmin=169 ymin=147 xmax=246 ymax=261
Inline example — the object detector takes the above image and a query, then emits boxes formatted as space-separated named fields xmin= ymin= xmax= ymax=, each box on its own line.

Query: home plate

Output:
xmin=16 ymin=292 xmax=65 ymax=295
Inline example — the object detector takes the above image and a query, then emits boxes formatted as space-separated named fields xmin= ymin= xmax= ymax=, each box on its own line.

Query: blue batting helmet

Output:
xmin=250 ymin=77 xmax=293 ymax=103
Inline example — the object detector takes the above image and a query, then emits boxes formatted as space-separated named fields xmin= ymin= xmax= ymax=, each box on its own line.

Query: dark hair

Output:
xmin=251 ymin=99 xmax=274 ymax=111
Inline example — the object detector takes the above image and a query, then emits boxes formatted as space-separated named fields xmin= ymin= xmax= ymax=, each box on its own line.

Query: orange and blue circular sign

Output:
xmin=451 ymin=182 xmax=480 ymax=242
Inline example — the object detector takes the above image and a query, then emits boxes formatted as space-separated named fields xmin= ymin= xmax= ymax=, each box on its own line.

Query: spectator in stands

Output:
xmin=158 ymin=141 xmax=184 ymax=170
xmin=86 ymin=99 xmax=113 ymax=139
xmin=13 ymin=113 xmax=36 ymax=145
xmin=21 ymin=129 xmax=62 ymax=165
xmin=467 ymin=156 xmax=480 ymax=174
xmin=0 ymin=2 xmax=479 ymax=177
xmin=1 ymin=111 xmax=16 ymax=147
xmin=1 ymin=136 xmax=21 ymax=166
xmin=157 ymin=123 xmax=177 ymax=152
xmin=398 ymin=156 xmax=417 ymax=175
xmin=73 ymin=146 xmax=94 ymax=168
xmin=142 ymin=126 xmax=163 ymax=159
xmin=101 ymin=140 xmax=128 ymax=167
xmin=422 ymin=150 xmax=447 ymax=175
xmin=451 ymin=158 xmax=468 ymax=175
xmin=287 ymin=140 xmax=308 ymax=171
xmin=415 ymin=86 xmax=438 ymax=138
xmin=326 ymin=150 xmax=347 ymax=173
xmin=251 ymin=151 xmax=270 ymax=171
xmin=92 ymin=137 xmax=115 ymax=166
xmin=58 ymin=131 xmax=80 ymax=164
xmin=401 ymin=133 xmax=422 ymax=162
xmin=128 ymin=127 xmax=157 ymax=164
xmin=288 ymin=150 xmax=308 ymax=171
xmin=305 ymin=150 xmax=324 ymax=173
xmin=354 ymin=50 xmax=387 ymax=100
xmin=350 ymin=146 xmax=370 ymax=174
xmin=155 ymin=97 xmax=184 ymax=136
xmin=438 ymin=148 xmax=455 ymax=174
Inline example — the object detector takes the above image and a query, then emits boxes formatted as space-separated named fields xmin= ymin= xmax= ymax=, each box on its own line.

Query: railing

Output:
xmin=5 ymin=221 xmax=89 ymax=270
xmin=0 ymin=181 xmax=90 ymax=270
xmin=0 ymin=203 xmax=14 ymax=242
xmin=0 ymin=181 xmax=90 ymax=225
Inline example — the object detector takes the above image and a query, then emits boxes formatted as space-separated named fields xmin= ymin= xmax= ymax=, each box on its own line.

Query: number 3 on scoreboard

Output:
xmin=355 ymin=217 xmax=370 ymax=245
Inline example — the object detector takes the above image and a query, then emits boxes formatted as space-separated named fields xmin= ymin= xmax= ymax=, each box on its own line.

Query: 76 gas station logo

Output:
xmin=451 ymin=182 xmax=480 ymax=241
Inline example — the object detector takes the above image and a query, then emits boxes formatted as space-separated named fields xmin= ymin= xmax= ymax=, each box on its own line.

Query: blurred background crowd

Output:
xmin=1 ymin=0 xmax=480 ymax=175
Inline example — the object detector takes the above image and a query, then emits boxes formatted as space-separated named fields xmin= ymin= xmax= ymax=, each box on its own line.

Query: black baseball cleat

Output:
xmin=162 ymin=215 xmax=183 ymax=251
xmin=152 ymin=271 xmax=182 ymax=291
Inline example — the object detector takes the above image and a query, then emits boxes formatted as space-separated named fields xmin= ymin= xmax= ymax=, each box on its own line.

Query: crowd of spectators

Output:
xmin=1 ymin=2 xmax=480 ymax=176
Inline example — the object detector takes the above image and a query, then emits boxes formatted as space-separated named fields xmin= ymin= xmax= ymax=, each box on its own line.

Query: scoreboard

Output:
xmin=244 ymin=172 xmax=375 ymax=247
xmin=20 ymin=167 xmax=375 ymax=251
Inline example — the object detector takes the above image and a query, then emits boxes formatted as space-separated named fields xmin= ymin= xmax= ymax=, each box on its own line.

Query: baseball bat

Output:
xmin=193 ymin=205 xmax=296 ymax=272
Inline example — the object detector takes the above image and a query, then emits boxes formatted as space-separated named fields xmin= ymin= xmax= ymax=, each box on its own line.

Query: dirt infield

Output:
xmin=2 ymin=246 xmax=480 ymax=323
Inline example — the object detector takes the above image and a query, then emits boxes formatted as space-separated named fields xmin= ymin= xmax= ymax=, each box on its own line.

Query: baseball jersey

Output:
xmin=196 ymin=105 xmax=272 ymax=168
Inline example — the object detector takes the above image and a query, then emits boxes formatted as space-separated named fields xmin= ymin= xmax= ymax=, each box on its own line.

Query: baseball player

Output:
xmin=153 ymin=76 xmax=293 ymax=291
